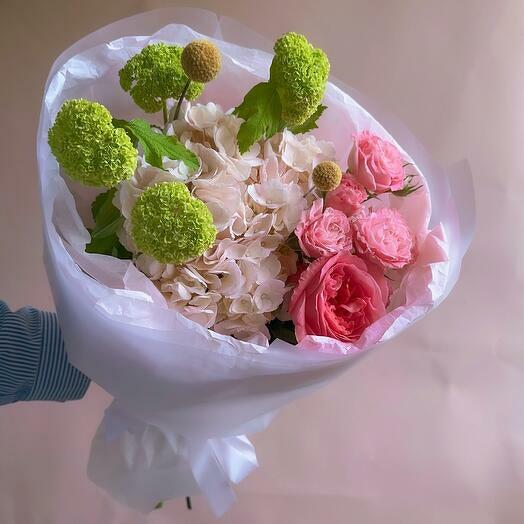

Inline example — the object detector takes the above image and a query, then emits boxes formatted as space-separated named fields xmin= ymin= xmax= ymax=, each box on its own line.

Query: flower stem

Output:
xmin=173 ymin=79 xmax=191 ymax=122
xmin=363 ymin=189 xmax=381 ymax=203
xmin=304 ymin=186 xmax=317 ymax=198
xmin=162 ymin=100 xmax=168 ymax=127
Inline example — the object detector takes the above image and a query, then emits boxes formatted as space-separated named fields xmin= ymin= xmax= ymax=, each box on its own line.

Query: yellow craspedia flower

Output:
xmin=181 ymin=40 xmax=221 ymax=83
xmin=312 ymin=161 xmax=342 ymax=191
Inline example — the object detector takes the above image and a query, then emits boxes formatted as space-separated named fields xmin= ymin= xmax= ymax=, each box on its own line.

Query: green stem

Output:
xmin=304 ymin=186 xmax=317 ymax=198
xmin=173 ymin=79 xmax=191 ymax=122
xmin=162 ymin=100 xmax=168 ymax=127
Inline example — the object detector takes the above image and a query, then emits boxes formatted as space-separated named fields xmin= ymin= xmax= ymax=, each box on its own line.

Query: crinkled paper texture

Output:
xmin=36 ymin=7 xmax=474 ymax=516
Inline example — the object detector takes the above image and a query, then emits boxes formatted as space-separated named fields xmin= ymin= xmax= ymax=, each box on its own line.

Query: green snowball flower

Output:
xmin=119 ymin=43 xmax=204 ymax=113
xmin=131 ymin=182 xmax=216 ymax=264
xmin=48 ymin=99 xmax=137 ymax=187
xmin=270 ymin=32 xmax=330 ymax=126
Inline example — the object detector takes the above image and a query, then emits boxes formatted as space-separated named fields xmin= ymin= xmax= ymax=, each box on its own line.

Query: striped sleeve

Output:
xmin=0 ymin=301 xmax=90 ymax=405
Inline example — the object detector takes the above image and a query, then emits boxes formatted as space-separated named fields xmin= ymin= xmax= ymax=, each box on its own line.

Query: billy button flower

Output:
xmin=312 ymin=161 xmax=342 ymax=192
xmin=131 ymin=182 xmax=217 ymax=265
xmin=172 ymin=40 xmax=222 ymax=121
xmin=181 ymin=40 xmax=221 ymax=83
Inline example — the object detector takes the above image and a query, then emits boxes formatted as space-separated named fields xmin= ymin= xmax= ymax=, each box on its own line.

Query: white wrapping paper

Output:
xmin=36 ymin=8 xmax=474 ymax=516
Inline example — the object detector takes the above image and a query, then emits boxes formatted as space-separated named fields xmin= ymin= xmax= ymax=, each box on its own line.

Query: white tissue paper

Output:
xmin=36 ymin=7 xmax=474 ymax=516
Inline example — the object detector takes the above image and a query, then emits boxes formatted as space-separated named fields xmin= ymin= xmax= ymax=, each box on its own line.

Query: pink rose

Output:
xmin=354 ymin=208 xmax=415 ymax=269
xmin=349 ymin=131 xmax=404 ymax=193
xmin=289 ymin=252 xmax=389 ymax=343
xmin=295 ymin=199 xmax=352 ymax=259
xmin=325 ymin=174 xmax=367 ymax=217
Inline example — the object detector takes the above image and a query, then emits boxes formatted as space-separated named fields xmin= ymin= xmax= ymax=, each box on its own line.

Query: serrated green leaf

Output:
xmin=288 ymin=104 xmax=327 ymax=134
xmin=234 ymin=82 xmax=285 ymax=153
xmin=86 ymin=189 xmax=132 ymax=259
xmin=113 ymin=118 xmax=199 ymax=171
xmin=90 ymin=189 xmax=120 ymax=234
xmin=91 ymin=189 xmax=111 ymax=222
xmin=91 ymin=217 xmax=123 ymax=240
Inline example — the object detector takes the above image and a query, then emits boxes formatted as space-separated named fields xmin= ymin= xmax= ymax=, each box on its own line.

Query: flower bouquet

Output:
xmin=37 ymin=8 xmax=473 ymax=516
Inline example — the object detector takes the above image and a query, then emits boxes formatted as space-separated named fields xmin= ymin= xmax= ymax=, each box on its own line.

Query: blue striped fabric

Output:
xmin=0 ymin=301 xmax=90 ymax=405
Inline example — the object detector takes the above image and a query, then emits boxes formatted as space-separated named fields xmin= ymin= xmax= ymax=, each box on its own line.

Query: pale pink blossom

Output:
xmin=295 ymin=199 xmax=353 ymax=259
xmin=253 ymin=279 xmax=287 ymax=313
xmin=230 ymin=294 xmax=255 ymax=315
xmin=192 ymin=174 xmax=243 ymax=232
xmin=247 ymin=179 xmax=306 ymax=232
xmin=255 ymin=254 xmax=281 ymax=284
xmin=280 ymin=129 xmax=336 ymax=172
xmin=349 ymin=131 xmax=405 ymax=193
xmin=213 ymin=317 xmax=270 ymax=347
xmin=187 ymin=101 xmax=225 ymax=130
xmin=205 ymin=259 xmax=246 ymax=298
xmin=354 ymin=208 xmax=415 ymax=269
xmin=325 ymin=174 xmax=367 ymax=217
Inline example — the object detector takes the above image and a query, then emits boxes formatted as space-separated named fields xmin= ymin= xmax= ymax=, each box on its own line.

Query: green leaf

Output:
xmin=268 ymin=318 xmax=297 ymax=345
xmin=391 ymin=175 xmax=424 ymax=197
xmin=86 ymin=189 xmax=132 ymax=259
xmin=113 ymin=118 xmax=199 ymax=171
xmin=288 ymin=104 xmax=327 ymax=134
xmin=285 ymin=233 xmax=301 ymax=252
xmin=90 ymin=189 xmax=121 ymax=235
xmin=234 ymin=82 xmax=285 ymax=154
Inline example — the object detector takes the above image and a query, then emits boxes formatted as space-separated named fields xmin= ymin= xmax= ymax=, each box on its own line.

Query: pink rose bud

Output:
xmin=289 ymin=252 xmax=389 ymax=343
xmin=348 ymin=131 xmax=405 ymax=193
xmin=295 ymin=199 xmax=353 ymax=259
xmin=354 ymin=207 xmax=415 ymax=269
xmin=325 ymin=174 xmax=367 ymax=217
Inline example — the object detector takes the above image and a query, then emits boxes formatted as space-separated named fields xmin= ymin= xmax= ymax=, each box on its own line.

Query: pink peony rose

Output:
xmin=325 ymin=174 xmax=367 ymax=217
xmin=289 ymin=252 xmax=389 ymax=343
xmin=354 ymin=208 xmax=415 ymax=269
xmin=349 ymin=131 xmax=405 ymax=193
xmin=295 ymin=199 xmax=352 ymax=259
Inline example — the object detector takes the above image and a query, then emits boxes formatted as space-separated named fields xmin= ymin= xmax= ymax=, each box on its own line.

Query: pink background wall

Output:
xmin=1 ymin=1 xmax=523 ymax=522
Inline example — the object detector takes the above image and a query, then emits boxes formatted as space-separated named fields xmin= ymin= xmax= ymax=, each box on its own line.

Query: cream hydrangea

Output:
xmin=116 ymin=101 xmax=336 ymax=347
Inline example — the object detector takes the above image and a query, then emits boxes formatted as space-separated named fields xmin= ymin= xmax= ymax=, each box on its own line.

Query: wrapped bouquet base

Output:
xmin=38 ymin=8 xmax=474 ymax=516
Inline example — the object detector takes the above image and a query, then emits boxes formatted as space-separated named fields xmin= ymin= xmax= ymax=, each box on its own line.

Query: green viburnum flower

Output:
xmin=131 ymin=182 xmax=216 ymax=264
xmin=119 ymin=43 xmax=204 ymax=113
xmin=270 ymin=32 xmax=330 ymax=126
xmin=48 ymin=99 xmax=137 ymax=187
xmin=234 ymin=32 xmax=330 ymax=153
